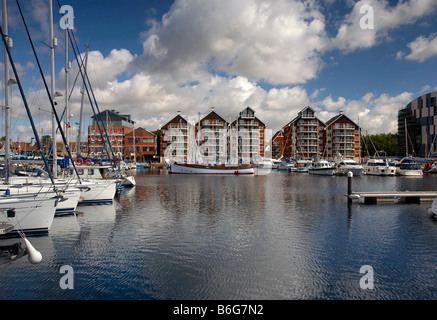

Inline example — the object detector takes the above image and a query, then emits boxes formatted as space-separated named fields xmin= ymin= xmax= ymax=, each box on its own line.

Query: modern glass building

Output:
xmin=397 ymin=91 xmax=437 ymax=157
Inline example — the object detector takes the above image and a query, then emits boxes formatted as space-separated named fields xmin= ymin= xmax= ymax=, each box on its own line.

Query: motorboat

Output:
xmin=395 ymin=157 xmax=423 ymax=176
xmin=308 ymin=159 xmax=335 ymax=176
xmin=363 ymin=158 xmax=396 ymax=176
xmin=296 ymin=159 xmax=311 ymax=173
xmin=335 ymin=159 xmax=364 ymax=176
xmin=278 ymin=161 xmax=295 ymax=172
xmin=252 ymin=158 xmax=273 ymax=170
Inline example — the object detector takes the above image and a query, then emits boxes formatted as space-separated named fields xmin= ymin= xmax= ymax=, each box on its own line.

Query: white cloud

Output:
xmin=316 ymin=91 xmax=414 ymax=134
xmin=134 ymin=0 xmax=328 ymax=85
xmin=403 ymin=33 xmax=437 ymax=62
xmin=331 ymin=0 xmax=437 ymax=52
xmin=11 ymin=0 xmax=435 ymax=141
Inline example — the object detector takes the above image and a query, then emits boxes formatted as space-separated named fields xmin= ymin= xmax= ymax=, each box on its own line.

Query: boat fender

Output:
xmin=23 ymin=238 xmax=42 ymax=264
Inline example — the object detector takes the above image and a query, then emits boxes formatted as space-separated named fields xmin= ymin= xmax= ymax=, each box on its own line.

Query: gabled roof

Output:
xmin=125 ymin=127 xmax=156 ymax=138
xmin=161 ymin=114 xmax=188 ymax=129
xmin=325 ymin=112 xmax=359 ymax=128
xmin=231 ymin=107 xmax=266 ymax=127
xmin=196 ymin=109 xmax=228 ymax=126
xmin=283 ymin=106 xmax=325 ymax=128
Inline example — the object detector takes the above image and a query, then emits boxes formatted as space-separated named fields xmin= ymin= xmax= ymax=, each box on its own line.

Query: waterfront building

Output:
xmin=325 ymin=111 xmax=361 ymax=161
xmin=272 ymin=130 xmax=285 ymax=159
xmin=282 ymin=106 xmax=326 ymax=160
xmin=397 ymin=91 xmax=437 ymax=157
xmin=160 ymin=112 xmax=192 ymax=163
xmin=125 ymin=128 xmax=157 ymax=163
xmin=230 ymin=107 xmax=266 ymax=163
xmin=195 ymin=107 xmax=228 ymax=164
xmin=87 ymin=109 xmax=135 ymax=159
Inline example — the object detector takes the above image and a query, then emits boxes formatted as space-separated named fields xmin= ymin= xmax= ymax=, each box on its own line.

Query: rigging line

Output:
xmin=68 ymin=34 xmax=114 ymax=165
xmin=56 ymin=0 xmax=119 ymax=173
xmin=68 ymin=29 xmax=120 ymax=173
xmin=0 ymin=24 xmax=55 ymax=186
xmin=14 ymin=0 xmax=82 ymax=186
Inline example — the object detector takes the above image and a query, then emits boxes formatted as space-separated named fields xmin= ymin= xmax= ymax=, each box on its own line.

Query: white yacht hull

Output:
xmin=309 ymin=168 xmax=335 ymax=175
xmin=364 ymin=166 xmax=396 ymax=176
xmin=0 ymin=196 xmax=57 ymax=236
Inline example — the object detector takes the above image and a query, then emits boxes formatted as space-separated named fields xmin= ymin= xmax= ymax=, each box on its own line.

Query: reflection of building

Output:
xmin=195 ymin=107 xmax=228 ymax=164
xmin=125 ymin=128 xmax=157 ymax=163
xmin=87 ymin=109 xmax=135 ymax=159
xmin=397 ymin=91 xmax=437 ymax=157
xmin=325 ymin=111 xmax=361 ymax=161
xmin=231 ymin=107 xmax=266 ymax=163
xmin=160 ymin=112 xmax=191 ymax=163
xmin=283 ymin=107 xmax=326 ymax=159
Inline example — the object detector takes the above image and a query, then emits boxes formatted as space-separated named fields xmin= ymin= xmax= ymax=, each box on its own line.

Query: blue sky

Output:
xmin=2 ymin=0 xmax=437 ymax=141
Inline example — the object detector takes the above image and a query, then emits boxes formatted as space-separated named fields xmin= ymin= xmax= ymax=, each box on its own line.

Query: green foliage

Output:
xmin=362 ymin=133 xmax=398 ymax=156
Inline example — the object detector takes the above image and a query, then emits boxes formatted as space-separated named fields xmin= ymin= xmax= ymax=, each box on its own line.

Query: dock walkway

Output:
xmin=345 ymin=171 xmax=437 ymax=204
xmin=347 ymin=191 xmax=437 ymax=204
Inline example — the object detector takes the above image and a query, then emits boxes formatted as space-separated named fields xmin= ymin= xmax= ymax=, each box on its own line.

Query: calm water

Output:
xmin=1 ymin=169 xmax=437 ymax=300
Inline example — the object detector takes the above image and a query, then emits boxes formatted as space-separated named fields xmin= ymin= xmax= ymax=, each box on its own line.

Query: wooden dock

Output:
xmin=345 ymin=171 xmax=437 ymax=204
xmin=347 ymin=191 xmax=437 ymax=204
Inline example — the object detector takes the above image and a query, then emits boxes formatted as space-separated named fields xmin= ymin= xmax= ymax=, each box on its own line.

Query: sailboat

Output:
xmin=0 ymin=0 xmax=59 ymax=236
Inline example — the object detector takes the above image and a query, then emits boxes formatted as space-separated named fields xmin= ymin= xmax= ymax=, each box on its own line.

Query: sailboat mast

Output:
xmin=76 ymin=45 xmax=89 ymax=156
xmin=2 ymin=0 xmax=11 ymax=184
xmin=405 ymin=118 xmax=408 ymax=156
xmin=48 ymin=0 xmax=57 ymax=177
xmin=64 ymin=22 xmax=70 ymax=157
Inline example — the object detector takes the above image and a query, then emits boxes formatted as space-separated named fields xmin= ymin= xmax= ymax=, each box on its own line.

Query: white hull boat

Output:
xmin=396 ymin=158 xmax=423 ymax=176
xmin=335 ymin=159 xmax=364 ymax=176
xmin=170 ymin=163 xmax=254 ymax=175
xmin=364 ymin=159 xmax=396 ymax=176
xmin=0 ymin=196 xmax=58 ymax=236
xmin=308 ymin=160 xmax=335 ymax=176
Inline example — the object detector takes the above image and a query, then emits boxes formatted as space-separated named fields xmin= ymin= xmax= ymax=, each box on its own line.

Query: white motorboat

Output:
xmin=308 ymin=160 xmax=335 ymax=176
xmin=69 ymin=162 xmax=136 ymax=187
xmin=363 ymin=158 xmax=396 ymax=176
xmin=296 ymin=160 xmax=311 ymax=173
xmin=278 ymin=162 xmax=295 ymax=171
xmin=335 ymin=159 xmax=364 ymax=176
xmin=395 ymin=158 xmax=423 ymax=176
xmin=271 ymin=159 xmax=281 ymax=169
xmin=170 ymin=163 xmax=254 ymax=175
xmin=253 ymin=158 xmax=273 ymax=170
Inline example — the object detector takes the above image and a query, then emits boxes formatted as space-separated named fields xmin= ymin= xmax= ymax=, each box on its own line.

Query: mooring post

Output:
xmin=348 ymin=171 xmax=353 ymax=204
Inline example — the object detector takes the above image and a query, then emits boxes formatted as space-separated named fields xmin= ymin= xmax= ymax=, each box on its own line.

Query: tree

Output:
xmin=362 ymin=133 xmax=398 ymax=157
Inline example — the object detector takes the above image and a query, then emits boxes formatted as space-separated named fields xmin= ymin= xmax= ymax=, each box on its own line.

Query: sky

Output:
xmin=2 ymin=0 xmax=437 ymax=142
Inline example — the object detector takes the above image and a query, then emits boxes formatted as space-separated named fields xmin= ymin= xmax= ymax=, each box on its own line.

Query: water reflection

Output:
xmin=1 ymin=170 xmax=437 ymax=299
